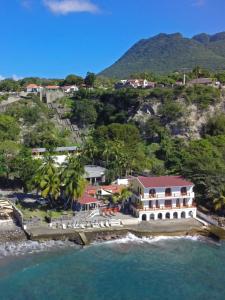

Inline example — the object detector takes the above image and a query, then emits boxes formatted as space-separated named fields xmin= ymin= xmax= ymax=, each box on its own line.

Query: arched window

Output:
xmin=189 ymin=211 xmax=193 ymax=217
xmin=165 ymin=188 xmax=172 ymax=197
xmin=158 ymin=213 xmax=163 ymax=220
xmin=181 ymin=211 xmax=186 ymax=218
xmin=150 ymin=213 xmax=155 ymax=220
xmin=181 ymin=187 xmax=187 ymax=195
xmin=166 ymin=212 xmax=170 ymax=219
xmin=149 ymin=189 xmax=156 ymax=198
xmin=173 ymin=212 xmax=178 ymax=219
xmin=142 ymin=214 xmax=147 ymax=221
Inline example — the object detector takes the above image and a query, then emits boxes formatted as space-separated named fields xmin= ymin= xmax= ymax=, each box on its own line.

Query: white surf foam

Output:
xmin=0 ymin=240 xmax=78 ymax=258
xmin=93 ymin=233 xmax=204 ymax=246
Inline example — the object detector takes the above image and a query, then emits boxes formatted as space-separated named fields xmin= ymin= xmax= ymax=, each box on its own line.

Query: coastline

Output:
xmin=23 ymin=219 xmax=221 ymax=245
xmin=1 ymin=219 xmax=224 ymax=247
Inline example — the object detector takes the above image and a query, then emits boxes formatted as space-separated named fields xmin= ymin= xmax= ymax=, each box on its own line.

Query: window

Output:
xmin=165 ymin=188 xmax=172 ymax=196
xmin=181 ymin=187 xmax=187 ymax=195
xmin=149 ymin=189 xmax=156 ymax=198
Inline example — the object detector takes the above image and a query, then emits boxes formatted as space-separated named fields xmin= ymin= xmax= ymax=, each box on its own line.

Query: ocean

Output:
xmin=0 ymin=234 xmax=225 ymax=300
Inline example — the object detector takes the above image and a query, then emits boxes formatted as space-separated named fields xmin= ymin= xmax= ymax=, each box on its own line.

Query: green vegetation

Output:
xmin=1 ymin=69 xmax=225 ymax=216
xmin=33 ymin=154 xmax=86 ymax=209
xmin=100 ymin=32 xmax=225 ymax=78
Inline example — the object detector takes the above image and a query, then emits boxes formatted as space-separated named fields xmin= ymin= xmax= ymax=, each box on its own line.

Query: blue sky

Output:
xmin=0 ymin=0 xmax=225 ymax=79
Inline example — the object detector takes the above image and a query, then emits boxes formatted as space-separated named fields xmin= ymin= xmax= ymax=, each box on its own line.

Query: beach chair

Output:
xmin=62 ymin=223 xmax=67 ymax=229
xmin=105 ymin=220 xmax=110 ymax=227
xmin=100 ymin=221 xmax=105 ymax=228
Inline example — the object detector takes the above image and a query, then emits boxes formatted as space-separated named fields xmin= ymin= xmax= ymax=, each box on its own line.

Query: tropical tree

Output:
xmin=61 ymin=156 xmax=87 ymax=209
xmin=112 ymin=188 xmax=132 ymax=204
xmin=33 ymin=154 xmax=61 ymax=206
xmin=82 ymin=137 xmax=98 ymax=164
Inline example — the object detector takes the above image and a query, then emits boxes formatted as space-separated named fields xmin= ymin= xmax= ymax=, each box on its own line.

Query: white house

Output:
xmin=26 ymin=84 xmax=42 ymax=93
xmin=130 ymin=176 xmax=196 ymax=221
xmin=61 ymin=85 xmax=79 ymax=93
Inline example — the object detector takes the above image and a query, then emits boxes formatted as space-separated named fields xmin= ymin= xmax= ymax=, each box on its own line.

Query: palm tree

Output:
xmin=82 ymin=138 xmax=98 ymax=165
xmin=39 ymin=171 xmax=61 ymax=206
xmin=61 ymin=156 xmax=87 ymax=209
xmin=102 ymin=141 xmax=114 ymax=166
xmin=33 ymin=154 xmax=61 ymax=207
xmin=112 ymin=188 xmax=132 ymax=204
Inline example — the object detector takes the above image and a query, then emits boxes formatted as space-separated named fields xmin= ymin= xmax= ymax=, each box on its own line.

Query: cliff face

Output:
xmin=132 ymin=89 xmax=225 ymax=140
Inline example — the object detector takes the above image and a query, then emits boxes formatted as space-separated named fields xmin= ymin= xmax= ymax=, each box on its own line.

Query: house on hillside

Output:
xmin=188 ymin=78 xmax=213 ymax=86
xmin=84 ymin=165 xmax=106 ymax=184
xmin=26 ymin=84 xmax=42 ymax=93
xmin=115 ymin=79 xmax=155 ymax=89
xmin=61 ymin=85 xmax=79 ymax=93
xmin=130 ymin=176 xmax=196 ymax=221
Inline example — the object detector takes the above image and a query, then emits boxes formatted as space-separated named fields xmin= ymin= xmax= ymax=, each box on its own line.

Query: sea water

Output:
xmin=0 ymin=234 xmax=225 ymax=300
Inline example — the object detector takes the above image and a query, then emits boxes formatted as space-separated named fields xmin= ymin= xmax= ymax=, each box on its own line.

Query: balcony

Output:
xmin=139 ymin=192 xmax=194 ymax=201
xmin=131 ymin=203 xmax=196 ymax=212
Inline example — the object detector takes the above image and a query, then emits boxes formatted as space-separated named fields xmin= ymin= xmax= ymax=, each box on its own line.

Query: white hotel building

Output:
xmin=130 ymin=176 xmax=197 ymax=221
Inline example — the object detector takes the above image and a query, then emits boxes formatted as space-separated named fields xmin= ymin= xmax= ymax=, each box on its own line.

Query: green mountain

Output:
xmin=100 ymin=32 xmax=225 ymax=78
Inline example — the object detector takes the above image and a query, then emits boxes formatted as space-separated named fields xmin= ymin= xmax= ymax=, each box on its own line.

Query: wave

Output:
xmin=93 ymin=233 xmax=213 ymax=246
xmin=0 ymin=240 xmax=79 ymax=259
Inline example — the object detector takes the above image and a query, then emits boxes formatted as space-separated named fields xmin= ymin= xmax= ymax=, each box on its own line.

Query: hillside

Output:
xmin=100 ymin=32 xmax=225 ymax=78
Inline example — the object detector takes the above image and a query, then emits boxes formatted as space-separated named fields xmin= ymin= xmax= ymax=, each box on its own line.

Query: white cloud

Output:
xmin=12 ymin=75 xmax=23 ymax=81
xmin=0 ymin=75 xmax=5 ymax=81
xmin=43 ymin=0 xmax=99 ymax=15
xmin=192 ymin=0 xmax=205 ymax=7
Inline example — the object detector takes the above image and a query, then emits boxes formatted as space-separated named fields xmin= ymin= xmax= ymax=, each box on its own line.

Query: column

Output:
xmin=160 ymin=199 xmax=165 ymax=209
xmin=172 ymin=199 xmax=176 ymax=208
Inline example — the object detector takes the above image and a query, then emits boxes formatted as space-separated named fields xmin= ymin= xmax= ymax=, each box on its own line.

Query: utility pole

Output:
xmin=179 ymin=68 xmax=190 ymax=86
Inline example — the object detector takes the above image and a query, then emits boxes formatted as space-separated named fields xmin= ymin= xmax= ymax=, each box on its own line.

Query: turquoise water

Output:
xmin=0 ymin=235 xmax=225 ymax=300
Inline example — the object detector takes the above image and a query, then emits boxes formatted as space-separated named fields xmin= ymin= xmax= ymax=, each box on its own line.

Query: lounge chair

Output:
xmin=62 ymin=223 xmax=67 ymax=229
xmin=105 ymin=220 xmax=110 ymax=227
xmin=100 ymin=221 xmax=105 ymax=228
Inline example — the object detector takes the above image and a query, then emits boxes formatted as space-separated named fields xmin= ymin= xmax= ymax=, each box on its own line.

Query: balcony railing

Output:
xmin=136 ymin=192 xmax=193 ymax=200
xmin=131 ymin=204 xmax=196 ymax=212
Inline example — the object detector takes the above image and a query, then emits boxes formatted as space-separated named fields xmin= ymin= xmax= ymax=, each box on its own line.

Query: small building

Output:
xmin=115 ymin=79 xmax=155 ymax=89
xmin=76 ymin=193 xmax=100 ymax=211
xmin=61 ymin=85 xmax=79 ymax=93
xmin=32 ymin=146 xmax=78 ymax=156
xmin=84 ymin=165 xmax=106 ymax=184
xmin=130 ymin=176 xmax=196 ymax=221
xmin=26 ymin=84 xmax=42 ymax=93
xmin=188 ymin=78 xmax=213 ymax=86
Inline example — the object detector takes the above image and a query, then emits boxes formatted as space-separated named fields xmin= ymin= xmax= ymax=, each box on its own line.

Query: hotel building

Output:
xmin=130 ymin=176 xmax=197 ymax=221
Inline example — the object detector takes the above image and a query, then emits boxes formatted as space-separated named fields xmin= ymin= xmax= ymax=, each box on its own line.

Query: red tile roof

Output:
xmin=27 ymin=84 xmax=39 ymax=88
xmin=100 ymin=185 xmax=124 ymax=194
xmin=46 ymin=85 xmax=60 ymax=89
xmin=78 ymin=193 xmax=99 ymax=205
xmin=85 ymin=185 xmax=124 ymax=196
xmin=137 ymin=176 xmax=193 ymax=188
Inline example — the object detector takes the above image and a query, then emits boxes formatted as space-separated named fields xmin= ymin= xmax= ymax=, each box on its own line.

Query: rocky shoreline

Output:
xmin=1 ymin=219 xmax=224 ymax=246
xmin=0 ymin=227 xmax=27 ymax=244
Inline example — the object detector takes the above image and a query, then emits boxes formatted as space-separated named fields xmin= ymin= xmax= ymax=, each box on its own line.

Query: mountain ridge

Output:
xmin=100 ymin=32 xmax=225 ymax=78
